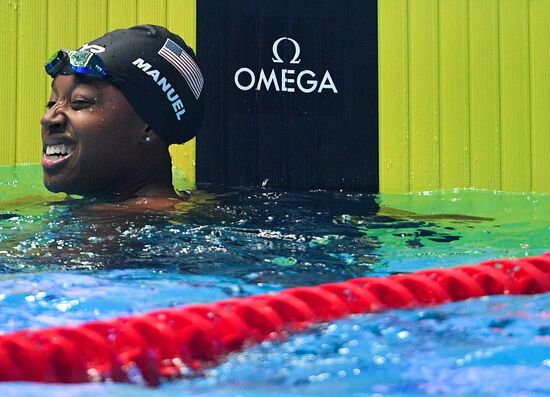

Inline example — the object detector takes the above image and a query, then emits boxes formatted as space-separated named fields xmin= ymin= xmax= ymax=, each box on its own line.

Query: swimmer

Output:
xmin=40 ymin=25 xmax=204 ymax=210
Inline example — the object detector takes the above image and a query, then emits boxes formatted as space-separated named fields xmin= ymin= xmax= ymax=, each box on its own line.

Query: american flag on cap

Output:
xmin=158 ymin=38 xmax=203 ymax=99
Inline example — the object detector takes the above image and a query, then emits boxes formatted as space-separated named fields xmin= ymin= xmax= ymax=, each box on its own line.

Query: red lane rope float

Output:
xmin=1 ymin=253 xmax=550 ymax=385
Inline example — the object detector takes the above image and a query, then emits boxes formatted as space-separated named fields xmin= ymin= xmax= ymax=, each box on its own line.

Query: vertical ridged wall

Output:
xmin=2 ymin=1 xmax=550 ymax=192
xmin=379 ymin=0 xmax=550 ymax=192
xmin=0 ymin=0 xmax=196 ymax=182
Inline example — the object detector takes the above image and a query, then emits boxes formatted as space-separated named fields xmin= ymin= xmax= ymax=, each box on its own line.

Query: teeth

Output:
xmin=46 ymin=144 xmax=73 ymax=156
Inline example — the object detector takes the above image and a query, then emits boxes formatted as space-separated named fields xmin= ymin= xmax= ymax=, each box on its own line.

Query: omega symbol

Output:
xmin=271 ymin=37 xmax=301 ymax=64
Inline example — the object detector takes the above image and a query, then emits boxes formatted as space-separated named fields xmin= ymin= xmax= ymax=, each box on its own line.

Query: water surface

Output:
xmin=0 ymin=165 xmax=549 ymax=396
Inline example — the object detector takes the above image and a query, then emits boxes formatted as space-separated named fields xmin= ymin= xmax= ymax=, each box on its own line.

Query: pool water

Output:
xmin=0 ymin=165 xmax=549 ymax=396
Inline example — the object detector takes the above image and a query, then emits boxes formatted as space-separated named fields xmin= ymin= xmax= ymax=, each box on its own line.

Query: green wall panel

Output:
xmin=499 ymin=0 xmax=531 ymax=192
xmin=408 ymin=0 xmax=440 ymax=191
xmin=77 ymin=0 xmax=108 ymax=45
xmin=530 ymin=0 xmax=550 ymax=192
xmin=108 ymin=0 xmax=138 ymax=30
xmin=137 ymin=0 xmax=167 ymax=26
xmin=16 ymin=0 xmax=47 ymax=164
xmin=378 ymin=0 xmax=409 ymax=193
xmin=468 ymin=0 xmax=501 ymax=190
xmin=439 ymin=0 xmax=470 ymax=189
xmin=379 ymin=0 xmax=550 ymax=193
xmin=0 ymin=1 xmax=17 ymax=166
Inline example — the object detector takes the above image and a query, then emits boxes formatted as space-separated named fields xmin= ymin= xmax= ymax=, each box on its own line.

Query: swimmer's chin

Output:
xmin=43 ymin=176 xmax=80 ymax=196
xmin=43 ymin=178 xmax=65 ymax=194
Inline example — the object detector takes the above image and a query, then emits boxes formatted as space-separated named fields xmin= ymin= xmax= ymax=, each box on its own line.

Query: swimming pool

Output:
xmin=0 ymin=165 xmax=549 ymax=396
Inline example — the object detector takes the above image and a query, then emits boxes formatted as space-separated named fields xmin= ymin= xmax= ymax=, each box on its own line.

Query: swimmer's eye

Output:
xmin=70 ymin=99 xmax=95 ymax=110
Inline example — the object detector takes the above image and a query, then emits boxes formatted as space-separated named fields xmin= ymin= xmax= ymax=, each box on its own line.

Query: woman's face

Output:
xmin=41 ymin=75 xmax=149 ymax=196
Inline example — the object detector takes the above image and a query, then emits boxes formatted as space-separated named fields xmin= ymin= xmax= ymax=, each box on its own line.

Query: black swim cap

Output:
xmin=61 ymin=25 xmax=204 ymax=145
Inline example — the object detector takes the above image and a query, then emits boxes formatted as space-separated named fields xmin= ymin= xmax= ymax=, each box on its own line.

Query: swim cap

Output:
xmin=58 ymin=25 xmax=204 ymax=145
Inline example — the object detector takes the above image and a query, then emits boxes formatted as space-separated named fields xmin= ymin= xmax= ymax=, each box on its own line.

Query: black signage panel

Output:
xmin=197 ymin=0 xmax=378 ymax=191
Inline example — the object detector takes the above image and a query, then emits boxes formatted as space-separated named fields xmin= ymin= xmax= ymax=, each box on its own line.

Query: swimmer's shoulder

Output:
xmin=65 ymin=187 xmax=192 ymax=212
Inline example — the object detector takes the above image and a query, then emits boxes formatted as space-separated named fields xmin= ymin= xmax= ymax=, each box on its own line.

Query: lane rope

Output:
xmin=1 ymin=253 xmax=549 ymax=385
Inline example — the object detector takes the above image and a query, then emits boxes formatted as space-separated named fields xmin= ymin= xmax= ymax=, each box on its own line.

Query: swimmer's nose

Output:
xmin=40 ymin=102 xmax=67 ymax=132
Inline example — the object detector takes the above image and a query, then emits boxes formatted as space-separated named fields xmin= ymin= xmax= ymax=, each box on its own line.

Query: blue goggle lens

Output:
xmin=45 ymin=49 xmax=108 ymax=78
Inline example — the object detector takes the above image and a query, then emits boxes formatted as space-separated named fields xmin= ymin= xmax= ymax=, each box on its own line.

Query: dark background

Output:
xmin=196 ymin=0 xmax=378 ymax=191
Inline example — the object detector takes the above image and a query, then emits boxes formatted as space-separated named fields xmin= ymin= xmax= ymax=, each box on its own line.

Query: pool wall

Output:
xmin=1 ymin=0 xmax=550 ymax=193
xmin=379 ymin=0 xmax=550 ymax=193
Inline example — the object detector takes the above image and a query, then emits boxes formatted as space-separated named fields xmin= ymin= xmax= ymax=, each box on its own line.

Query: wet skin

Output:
xmin=41 ymin=75 xmax=178 ymax=206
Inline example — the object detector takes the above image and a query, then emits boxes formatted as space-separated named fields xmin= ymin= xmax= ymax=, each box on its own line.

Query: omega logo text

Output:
xmin=234 ymin=37 xmax=338 ymax=94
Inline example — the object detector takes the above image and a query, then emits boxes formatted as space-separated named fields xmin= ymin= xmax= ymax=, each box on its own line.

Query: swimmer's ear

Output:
xmin=140 ymin=125 xmax=158 ymax=145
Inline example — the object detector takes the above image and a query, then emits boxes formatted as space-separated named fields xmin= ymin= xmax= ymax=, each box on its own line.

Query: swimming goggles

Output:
xmin=45 ymin=49 xmax=108 ymax=78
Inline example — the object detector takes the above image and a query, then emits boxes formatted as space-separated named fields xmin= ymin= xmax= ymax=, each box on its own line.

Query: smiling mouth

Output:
xmin=42 ymin=143 xmax=76 ymax=170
